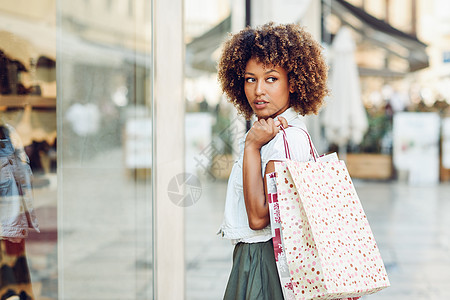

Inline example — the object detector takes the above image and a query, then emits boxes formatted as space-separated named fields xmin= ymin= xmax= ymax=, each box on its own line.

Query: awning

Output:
xmin=0 ymin=12 xmax=149 ymax=69
xmin=186 ymin=15 xmax=231 ymax=75
xmin=324 ymin=0 xmax=429 ymax=73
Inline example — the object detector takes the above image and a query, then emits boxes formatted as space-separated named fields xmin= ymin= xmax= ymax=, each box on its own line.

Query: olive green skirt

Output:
xmin=223 ymin=239 xmax=284 ymax=300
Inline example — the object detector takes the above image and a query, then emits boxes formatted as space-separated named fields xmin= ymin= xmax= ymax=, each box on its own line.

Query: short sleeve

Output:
xmin=261 ymin=127 xmax=312 ymax=175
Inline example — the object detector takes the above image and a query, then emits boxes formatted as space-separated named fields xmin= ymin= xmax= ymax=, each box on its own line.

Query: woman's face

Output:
xmin=244 ymin=58 xmax=291 ymax=120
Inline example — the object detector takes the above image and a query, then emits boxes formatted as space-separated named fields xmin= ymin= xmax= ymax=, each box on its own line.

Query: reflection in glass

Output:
xmin=1 ymin=0 xmax=154 ymax=298
xmin=0 ymin=122 xmax=39 ymax=299
xmin=58 ymin=0 xmax=154 ymax=299
xmin=1 ymin=2 xmax=58 ymax=298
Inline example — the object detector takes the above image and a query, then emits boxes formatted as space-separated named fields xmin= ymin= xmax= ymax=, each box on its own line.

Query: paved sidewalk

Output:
xmin=185 ymin=178 xmax=231 ymax=300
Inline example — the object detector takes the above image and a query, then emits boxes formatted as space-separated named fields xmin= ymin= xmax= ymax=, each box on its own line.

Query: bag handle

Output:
xmin=279 ymin=125 xmax=318 ymax=162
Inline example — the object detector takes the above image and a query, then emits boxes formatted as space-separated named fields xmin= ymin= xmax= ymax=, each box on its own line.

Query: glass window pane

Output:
xmin=1 ymin=0 xmax=153 ymax=299
xmin=57 ymin=0 xmax=153 ymax=298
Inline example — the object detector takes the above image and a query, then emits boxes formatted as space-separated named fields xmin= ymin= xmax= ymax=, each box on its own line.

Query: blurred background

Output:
xmin=184 ymin=1 xmax=450 ymax=300
xmin=0 ymin=0 xmax=449 ymax=299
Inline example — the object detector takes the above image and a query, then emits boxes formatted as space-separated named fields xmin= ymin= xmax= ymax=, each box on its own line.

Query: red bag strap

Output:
xmin=279 ymin=125 xmax=317 ymax=162
xmin=279 ymin=126 xmax=292 ymax=160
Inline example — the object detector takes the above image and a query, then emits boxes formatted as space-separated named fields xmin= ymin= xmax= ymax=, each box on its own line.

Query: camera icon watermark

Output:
xmin=167 ymin=172 xmax=202 ymax=207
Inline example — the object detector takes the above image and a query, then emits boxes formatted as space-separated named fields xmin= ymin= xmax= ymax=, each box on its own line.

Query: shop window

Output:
xmin=0 ymin=0 xmax=154 ymax=298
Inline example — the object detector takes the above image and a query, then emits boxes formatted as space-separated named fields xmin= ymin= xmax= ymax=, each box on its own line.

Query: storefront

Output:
xmin=0 ymin=0 xmax=184 ymax=299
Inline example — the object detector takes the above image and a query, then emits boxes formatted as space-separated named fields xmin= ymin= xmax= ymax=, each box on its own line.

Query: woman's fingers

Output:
xmin=258 ymin=118 xmax=278 ymax=135
xmin=274 ymin=117 xmax=288 ymax=129
xmin=246 ymin=117 xmax=288 ymax=149
xmin=277 ymin=116 xmax=288 ymax=129
xmin=267 ymin=118 xmax=280 ymax=135
xmin=247 ymin=118 xmax=274 ymax=148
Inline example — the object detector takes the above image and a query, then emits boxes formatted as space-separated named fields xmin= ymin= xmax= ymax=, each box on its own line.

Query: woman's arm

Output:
xmin=243 ymin=143 xmax=269 ymax=230
xmin=243 ymin=117 xmax=287 ymax=230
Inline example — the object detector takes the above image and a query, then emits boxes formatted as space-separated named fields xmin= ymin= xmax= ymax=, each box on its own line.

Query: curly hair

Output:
xmin=217 ymin=22 xmax=329 ymax=120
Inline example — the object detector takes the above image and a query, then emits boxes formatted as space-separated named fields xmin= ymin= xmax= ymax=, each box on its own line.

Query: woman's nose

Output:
xmin=255 ymin=81 xmax=264 ymax=96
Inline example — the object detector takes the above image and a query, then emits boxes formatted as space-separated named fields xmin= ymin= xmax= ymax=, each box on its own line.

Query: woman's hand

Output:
xmin=245 ymin=116 xmax=288 ymax=150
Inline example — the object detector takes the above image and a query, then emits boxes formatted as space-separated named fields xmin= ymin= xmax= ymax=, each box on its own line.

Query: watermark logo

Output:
xmin=194 ymin=116 xmax=246 ymax=181
xmin=167 ymin=172 xmax=202 ymax=207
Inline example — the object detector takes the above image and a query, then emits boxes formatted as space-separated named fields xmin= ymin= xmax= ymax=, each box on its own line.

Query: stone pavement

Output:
xmin=185 ymin=178 xmax=231 ymax=300
xmin=185 ymin=178 xmax=450 ymax=300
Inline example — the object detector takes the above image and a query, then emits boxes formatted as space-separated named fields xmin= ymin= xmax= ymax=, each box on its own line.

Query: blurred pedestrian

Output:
xmin=217 ymin=23 xmax=330 ymax=299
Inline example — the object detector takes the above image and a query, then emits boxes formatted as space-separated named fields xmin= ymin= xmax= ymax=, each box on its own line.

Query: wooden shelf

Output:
xmin=0 ymin=95 xmax=56 ymax=108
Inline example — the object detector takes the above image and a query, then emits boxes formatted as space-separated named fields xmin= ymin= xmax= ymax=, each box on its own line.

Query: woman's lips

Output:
xmin=254 ymin=100 xmax=268 ymax=109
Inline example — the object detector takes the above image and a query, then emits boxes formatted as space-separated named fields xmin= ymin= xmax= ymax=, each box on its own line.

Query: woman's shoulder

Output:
xmin=283 ymin=126 xmax=311 ymax=152
xmin=283 ymin=116 xmax=309 ymax=138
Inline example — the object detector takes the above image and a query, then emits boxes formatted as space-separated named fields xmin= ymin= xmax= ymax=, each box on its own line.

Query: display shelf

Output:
xmin=0 ymin=95 xmax=56 ymax=108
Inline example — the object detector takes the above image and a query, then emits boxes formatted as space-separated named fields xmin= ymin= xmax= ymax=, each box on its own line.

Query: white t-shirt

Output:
xmin=218 ymin=108 xmax=314 ymax=244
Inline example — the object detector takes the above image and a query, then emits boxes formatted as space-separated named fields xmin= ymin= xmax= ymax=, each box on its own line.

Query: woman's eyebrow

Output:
xmin=244 ymin=69 xmax=280 ymax=76
xmin=265 ymin=69 xmax=279 ymax=75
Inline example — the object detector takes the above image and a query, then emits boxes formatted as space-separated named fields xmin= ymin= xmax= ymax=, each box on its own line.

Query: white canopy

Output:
xmin=322 ymin=26 xmax=369 ymax=154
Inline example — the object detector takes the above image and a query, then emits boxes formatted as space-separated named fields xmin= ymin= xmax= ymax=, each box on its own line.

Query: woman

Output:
xmin=217 ymin=23 xmax=328 ymax=299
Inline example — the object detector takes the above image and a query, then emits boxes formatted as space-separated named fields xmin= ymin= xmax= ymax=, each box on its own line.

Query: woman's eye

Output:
xmin=245 ymin=77 xmax=255 ymax=83
xmin=267 ymin=77 xmax=277 ymax=83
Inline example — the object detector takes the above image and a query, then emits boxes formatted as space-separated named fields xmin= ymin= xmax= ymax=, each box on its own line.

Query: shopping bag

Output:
xmin=268 ymin=153 xmax=349 ymax=300
xmin=267 ymin=172 xmax=296 ymax=300
xmin=269 ymin=128 xmax=389 ymax=300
